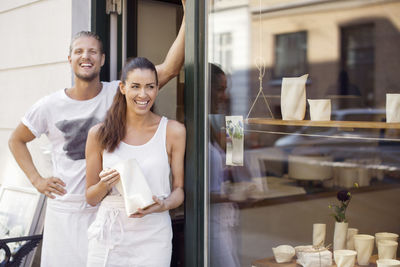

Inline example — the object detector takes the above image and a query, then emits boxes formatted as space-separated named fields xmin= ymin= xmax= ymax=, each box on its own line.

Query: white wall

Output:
xmin=0 ymin=0 xmax=90 ymax=186
xmin=137 ymin=0 xmax=179 ymax=120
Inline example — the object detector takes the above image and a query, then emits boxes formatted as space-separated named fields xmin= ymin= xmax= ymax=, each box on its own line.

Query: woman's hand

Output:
xmin=129 ymin=195 xmax=167 ymax=218
xmin=99 ymin=168 xmax=120 ymax=192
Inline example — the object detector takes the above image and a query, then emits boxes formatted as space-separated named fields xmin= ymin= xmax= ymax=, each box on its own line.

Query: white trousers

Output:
xmin=41 ymin=194 xmax=98 ymax=267
xmin=87 ymin=195 xmax=172 ymax=267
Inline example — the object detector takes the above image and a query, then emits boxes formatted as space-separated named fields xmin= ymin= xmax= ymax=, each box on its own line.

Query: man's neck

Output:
xmin=66 ymin=77 xmax=102 ymax=101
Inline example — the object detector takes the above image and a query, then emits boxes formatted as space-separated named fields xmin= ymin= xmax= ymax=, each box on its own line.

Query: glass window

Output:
xmin=206 ymin=1 xmax=400 ymax=266
xmin=274 ymin=31 xmax=307 ymax=78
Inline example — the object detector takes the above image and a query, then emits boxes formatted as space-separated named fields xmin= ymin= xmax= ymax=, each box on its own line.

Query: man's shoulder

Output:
xmin=101 ymin=80 xmax=120 ymax=91
xmin=32 ymin=89 xmax=65 ymax=107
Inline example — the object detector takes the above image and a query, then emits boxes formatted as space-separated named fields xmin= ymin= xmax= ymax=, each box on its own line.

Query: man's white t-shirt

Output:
xmin=22 ymin=81 xmax=119 ymax=197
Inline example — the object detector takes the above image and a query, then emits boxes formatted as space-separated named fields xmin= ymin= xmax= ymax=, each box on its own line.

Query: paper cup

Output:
xmin=378 ymin=240 xmax=398 ymax=260
xmin=377 ymin=259 xmax=400 ymax=267
xmin=376 ymin=232 xmax=399 ymax=247
xmin=308 ymin=99 xmax=331 ymax=121
xmin=334 ymin=250 xmax=357 ymax=267
xmin=386 ymin=94 xmax=400 ymax=123
xmin=347 ymin=228 xmax=359 ymax=250
xmin=313 ymin=223 xmax=326 ymax=247
xmin=354 ymin=234 xmax=375 ymax=265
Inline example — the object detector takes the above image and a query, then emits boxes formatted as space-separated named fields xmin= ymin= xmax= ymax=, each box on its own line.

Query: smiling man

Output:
xmin=8 ymin=3 xmax=185 ymax=266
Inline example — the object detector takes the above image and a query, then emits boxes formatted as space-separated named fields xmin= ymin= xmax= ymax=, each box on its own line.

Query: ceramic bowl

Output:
xmin=272 ymin=245 xmax=296 ymax=263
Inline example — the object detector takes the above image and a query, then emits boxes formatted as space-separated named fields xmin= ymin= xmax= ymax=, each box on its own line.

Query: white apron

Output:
xmin=41 ymin=194 xmax=98 ymax=267
xmin=87 ymin=195 xmax=172 ymax=267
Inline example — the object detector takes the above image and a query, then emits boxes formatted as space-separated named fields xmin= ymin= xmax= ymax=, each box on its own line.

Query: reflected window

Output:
xmin=214 ymin=32 xmax=232 ymax=72
xmin=274 ymin=31 xmax=307 ymax=78
xmin=340 ymin=24 xmax=375 ymax=106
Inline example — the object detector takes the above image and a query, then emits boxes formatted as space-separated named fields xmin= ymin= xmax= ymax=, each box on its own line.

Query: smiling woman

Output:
xmin=85 ymin=57 xmax=186 ymax=266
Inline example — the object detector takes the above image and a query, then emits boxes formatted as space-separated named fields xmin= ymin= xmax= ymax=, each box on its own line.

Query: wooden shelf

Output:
xmin=246 ymin=118 xmax=400 ymax=129
xmin=252 ymin=255 xmax=379 ymax=267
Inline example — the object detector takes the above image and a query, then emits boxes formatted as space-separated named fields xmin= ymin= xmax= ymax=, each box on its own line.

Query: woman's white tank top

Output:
xmin=102 ymin=116 xmax=171 ymax=199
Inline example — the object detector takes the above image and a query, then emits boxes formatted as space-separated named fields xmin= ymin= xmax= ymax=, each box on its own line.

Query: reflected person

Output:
xmin=209 ymin=63 xmax=241 ymax=267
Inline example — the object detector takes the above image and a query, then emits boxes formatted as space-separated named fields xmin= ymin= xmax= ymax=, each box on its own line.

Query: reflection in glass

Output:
xmin=207 ymin=0 xmax=400 ymax=266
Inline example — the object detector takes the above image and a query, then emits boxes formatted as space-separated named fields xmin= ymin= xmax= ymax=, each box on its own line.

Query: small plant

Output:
xmin=329 ymin=183 xmax=358 ymax=222
xmin=226 ymin=119 xmax=244 ymax=139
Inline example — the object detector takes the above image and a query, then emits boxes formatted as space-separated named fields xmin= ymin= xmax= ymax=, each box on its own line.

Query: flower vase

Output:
xmin=231 ymin=137 xmax=243 ymax=164
xmin=334 ymin=221 xmax=349 ymax=250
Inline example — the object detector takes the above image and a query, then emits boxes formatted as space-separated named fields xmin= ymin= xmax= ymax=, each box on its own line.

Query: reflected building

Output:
xmin=248 ymin=0 xmax=400 ymax=113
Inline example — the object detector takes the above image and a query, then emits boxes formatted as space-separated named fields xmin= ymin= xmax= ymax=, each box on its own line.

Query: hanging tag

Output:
xmin=225 ymin=116 xmax=244 ymax=166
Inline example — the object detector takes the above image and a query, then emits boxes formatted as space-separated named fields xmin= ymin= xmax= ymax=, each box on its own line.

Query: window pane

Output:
xmin=206 ymin=1 xmax=400 ymax=266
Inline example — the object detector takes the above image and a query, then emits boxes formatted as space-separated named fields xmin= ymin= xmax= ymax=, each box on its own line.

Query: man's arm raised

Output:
xmin=156 ymin=0 xmax=185 ymax=89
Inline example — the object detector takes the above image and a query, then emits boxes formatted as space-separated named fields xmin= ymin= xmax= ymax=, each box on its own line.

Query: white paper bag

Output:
xmin=112 ymin=159 xmax=155 ymax=216
xmin=281 ymin=74 xmax=308 ymax=120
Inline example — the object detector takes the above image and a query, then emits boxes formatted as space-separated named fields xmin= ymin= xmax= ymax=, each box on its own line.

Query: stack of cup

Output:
xmin=353 ymin=234 xmax=375 ymax=266
xmin=376 ymin=232 xmax=399 ymax=260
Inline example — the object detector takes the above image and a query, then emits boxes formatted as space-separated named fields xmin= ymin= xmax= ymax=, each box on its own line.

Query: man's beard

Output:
xmin=75 ymin=71 xmax=99 ymax=82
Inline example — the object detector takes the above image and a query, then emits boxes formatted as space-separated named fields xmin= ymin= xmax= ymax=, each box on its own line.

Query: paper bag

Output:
xmin=112 ymin=159 xmax=155 ymax=216
xmin=281 ymin=74 xmax=308 ymax=120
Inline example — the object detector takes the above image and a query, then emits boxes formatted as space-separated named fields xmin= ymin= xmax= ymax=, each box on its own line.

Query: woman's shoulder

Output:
xmin=88 ymin=123 xmax=103 ymax=139
xmin=166 ymin=119 xmax=186 ymax=138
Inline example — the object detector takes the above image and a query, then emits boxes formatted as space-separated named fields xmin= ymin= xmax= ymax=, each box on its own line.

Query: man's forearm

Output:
xmin=8 ymin=138 xmax=42 ymax=185
xmin=157 ymin=14 xmax=185 ymax=88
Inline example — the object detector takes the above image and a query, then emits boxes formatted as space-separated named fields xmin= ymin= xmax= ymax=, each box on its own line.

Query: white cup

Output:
xmin=386 ymin=94 xmax=400 ymax=123
xmin=377 ymin=259 xmax=400 ymax=267
xmin=313 ymin=223 xmax=326 ymax=247
xmin=308 ymin=99 xmax=331 ymax=121
xmin=378 ymin=240 xmax=398 ymax=260
xmin=354 ymin=234 xmax=375 ymax=265
xmin=334 ymin=250 xmax=357 ymax=267
xmin=347 ymin=228 xmax=359 ymax=250
xmin=376 ymin=232 xmax=399 ymax=247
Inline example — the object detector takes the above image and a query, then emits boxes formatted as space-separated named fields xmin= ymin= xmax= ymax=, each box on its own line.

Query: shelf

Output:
xmin=246 ymin=118 xmax=400 ymax=129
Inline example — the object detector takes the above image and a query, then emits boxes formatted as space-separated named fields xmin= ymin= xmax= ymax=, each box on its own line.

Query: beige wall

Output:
xmin=0 ymin=0 xmax=90 ymax=186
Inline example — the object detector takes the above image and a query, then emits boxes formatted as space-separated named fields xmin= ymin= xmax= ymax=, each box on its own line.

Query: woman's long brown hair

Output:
xmin=97 ymin=57 xmax=158 ymax=152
